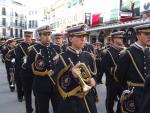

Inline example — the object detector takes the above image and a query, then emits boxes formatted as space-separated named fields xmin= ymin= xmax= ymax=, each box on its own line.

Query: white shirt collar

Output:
xmin=135 ymin=42 xmax=145 ymax=51
xmin=68 ymin=46 xmax=82 ymax=54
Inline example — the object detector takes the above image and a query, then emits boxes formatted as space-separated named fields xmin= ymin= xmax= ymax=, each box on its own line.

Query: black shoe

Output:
xmin=9 ymin=85 xmax=15 ymax=92
xmin=99 ymin=81 xmax=103 ymax=84
xmin=35 ymin=110 xmax=39 ymax=113
xmin=27 ymin=108 xmax=33 ymax=113
xmin=18 ymin=98 xmax=23 ymax=102
xmin=27 ymin=111 xmax=33 ymax=113
xmin=18 ymin=97 xmax=23 ymax=102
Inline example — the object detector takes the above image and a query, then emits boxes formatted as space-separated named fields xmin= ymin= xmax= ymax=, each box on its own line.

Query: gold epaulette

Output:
xmin=120 ymin=49 xmax=127 ymax=55
xmin=28 ymin=45 xmax=35 ymax=52
xmin=53 ymin=52 xmax=64 ymax=62
xmin=101 ymin=46 xmax=106 ymax=50
xmin=99 ymin=47 xmax=105 ymax=52
xmin=102 ymin=48 xmax=108 ymax=54
xmin=82 ymin=51 xmax=96 ymax=61
xmin=2 ymin=45 xmax=6 ymax=49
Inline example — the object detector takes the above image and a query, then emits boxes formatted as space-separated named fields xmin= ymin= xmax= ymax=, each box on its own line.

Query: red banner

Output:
xmin=92 ymin=14 xmax=100 ymax=27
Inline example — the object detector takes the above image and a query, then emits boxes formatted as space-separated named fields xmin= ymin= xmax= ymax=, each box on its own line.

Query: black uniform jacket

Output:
xmin=99 ymin=46 xmax=122 ymax=86
xmin=53 ymin=46 xmax=97 ymax=113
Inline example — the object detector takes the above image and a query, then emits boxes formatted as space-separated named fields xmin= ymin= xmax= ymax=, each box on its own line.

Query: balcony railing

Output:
xmin=9 ymin=22 xmax=26 ymax=28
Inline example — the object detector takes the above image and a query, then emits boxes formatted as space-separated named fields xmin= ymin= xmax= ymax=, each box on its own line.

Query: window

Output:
xmin=32 ymin=20 xmax=34 ymax=28
xmin=15 ymin=12 xmax=18 ymax=17
xmin=10 ymin=28 xmax=13 ymax=37
xmin=2 ymin=7 xmax=6 ymax=15
xmin=85 ymin=13 xmax=91 ymax=26
xmin=20 ymin=21 xmax=22 ymax=27
xmin=35 ymin=20 xmax=38 ymax=27
xmin=2 ymin=18 xmax=6 ymax=26
xmin=2 ymin=28 xmax=6 ymax=36
xmin=20 ymin=29 xmax=23 ymax=38
xmin=25 ymin=22 xmax=27 ymax=29
xmin=15 ymin=20 xmax=18 ymax=26
xmin=15 ymin=29 xmax=18 ymax=37
xmin=29 ymin=20 xmax=31 ymax=28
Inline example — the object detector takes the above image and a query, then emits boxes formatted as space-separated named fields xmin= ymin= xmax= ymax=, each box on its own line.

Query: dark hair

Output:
xmin=39 ymin=33 xmax=42 ymax=36
xmin=67 ymin=35 xmax=72 ymax=46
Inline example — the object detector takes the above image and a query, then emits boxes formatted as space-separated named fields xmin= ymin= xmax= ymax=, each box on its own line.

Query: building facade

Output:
xmin=0 ymin=0 xmax=27 ymax=38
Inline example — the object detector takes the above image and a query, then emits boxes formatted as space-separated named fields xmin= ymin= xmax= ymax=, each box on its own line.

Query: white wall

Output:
xmin=84 ymin=0 xmax=120 ymax=22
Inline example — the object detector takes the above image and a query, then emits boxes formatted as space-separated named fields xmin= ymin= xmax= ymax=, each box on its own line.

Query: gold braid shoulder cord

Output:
xmin=126 ymin=50 xmax=145 ymax=83
xmin=107 ymin=50 xmax=118 ymax=82
xmin=19 ymin=45 xmax=28 ymax=57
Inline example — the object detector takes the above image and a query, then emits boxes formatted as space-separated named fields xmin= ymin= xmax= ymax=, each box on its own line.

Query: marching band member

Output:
xmin=28 ymin=25 xmax=60 ymax=113
xmin=54 ymin=24 xmax=98 ymax=113
xmin=117 ymin=24 xmax=150 ymax=113
xmin=99 ymin=31 xmax=126 ymax=113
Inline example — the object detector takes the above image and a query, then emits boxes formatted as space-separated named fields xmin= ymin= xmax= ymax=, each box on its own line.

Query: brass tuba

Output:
xmin=57 ymin=57 xmax=92 ymax=98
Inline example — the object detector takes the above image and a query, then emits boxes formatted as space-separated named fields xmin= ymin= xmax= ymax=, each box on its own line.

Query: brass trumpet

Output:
xmin=57 ymin=55 xmax=93 ymax=98
xmin=68 ymin=58 xmax=92 ymax=96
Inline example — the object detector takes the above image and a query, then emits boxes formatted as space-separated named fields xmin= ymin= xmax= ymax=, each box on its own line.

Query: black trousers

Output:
xmin=21 ymin=69 xmax=38 ymax=113
xmin=134 ymin=87 xmax=144 ymax=113
xmin=14 ymin=66 xmax=24 ymax=99
xmin=5 ymin=62 xmax=12 ymax=83
xmin=33 ymin=77 xmax=61 ymax=113
xmin=139 ymin=77 xmax=150 ymax=113
xmin=57 ymin=91 xmax=97 ymax=113
xmin=106 ymin=84 xmax=122 ymax=113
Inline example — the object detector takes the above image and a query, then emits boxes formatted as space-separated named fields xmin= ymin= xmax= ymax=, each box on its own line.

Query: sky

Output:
xmin=14 ymin=0 xmax=119 ymax=12
xmin=14 ymin=0 xmax=56 ymax=8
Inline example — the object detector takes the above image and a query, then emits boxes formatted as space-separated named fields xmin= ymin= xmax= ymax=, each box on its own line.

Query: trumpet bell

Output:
xmin=83 ymin=84 xmax=92 ymax=92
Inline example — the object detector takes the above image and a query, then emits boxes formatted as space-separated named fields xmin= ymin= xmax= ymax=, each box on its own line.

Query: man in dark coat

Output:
xmin=99 ymin=31 xmax=126 ymax=113
xmin=117 ymin=24 xmax=150 ymax=113
xmin=29 ymin=25 xmax=61 ymax=113
xmin=54 ymin=24 xmax=98 ymax=113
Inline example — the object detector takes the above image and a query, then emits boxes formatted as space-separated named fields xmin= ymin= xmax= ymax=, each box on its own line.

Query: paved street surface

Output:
xmin=0 ymin=60 xmax=107 ymax=113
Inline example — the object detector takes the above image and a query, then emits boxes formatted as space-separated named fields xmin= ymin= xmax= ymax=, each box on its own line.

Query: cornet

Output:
xmin=68 ymin=58 xmax=92 ymax=96
xmin=57 ymin=56 xmax=93 ymax=98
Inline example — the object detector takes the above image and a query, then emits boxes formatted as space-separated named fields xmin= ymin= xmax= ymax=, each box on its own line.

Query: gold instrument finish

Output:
xmin=74 ymin=63 xmax=92 ymax=96
xmin=57 ymin=57 xmax=93 ymax=98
